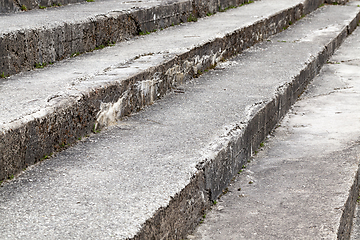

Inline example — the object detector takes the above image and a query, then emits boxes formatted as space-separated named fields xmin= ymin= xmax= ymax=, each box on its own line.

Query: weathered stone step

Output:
xmin=190 ymin=4 xmax=360 ymax=238
xmin=0 ymin=0 xmax=319 ymax=181
xmin=0 ymin=3 xmax=358 ymax=239
xmin=0 ymin=0 xmax=259 ymax=77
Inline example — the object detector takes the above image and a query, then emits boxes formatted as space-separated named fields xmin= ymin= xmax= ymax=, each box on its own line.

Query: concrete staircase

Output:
xmin=0 ymin=0 xmax=359 ymax=239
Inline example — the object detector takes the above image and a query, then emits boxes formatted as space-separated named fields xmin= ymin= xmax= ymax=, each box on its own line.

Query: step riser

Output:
xmin=0 ymin=0 xmax=256 ymax=76
xmin=0 ymin=3 xmax=306 ymax=181
xmin=0 ymin=0 xmax=86 ymax=13
xmin=340 ymin=166 xmax=360 ymax=240
xmin=131 ymin=11 xmax=360 ymax=240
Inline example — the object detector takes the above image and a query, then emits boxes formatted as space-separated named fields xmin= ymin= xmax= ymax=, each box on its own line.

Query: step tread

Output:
xmin=190 ymin=22 xmax=360 ymax=240
xmin=0 ymin=4 xmax=358 ymax=239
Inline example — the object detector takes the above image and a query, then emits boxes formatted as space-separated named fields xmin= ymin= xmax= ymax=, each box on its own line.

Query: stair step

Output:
xmin=0 ymin=0 xmax=316 ymax=181
xmin=190 ymin=11 xmax=360 ymax=239
xmin=0 ymin=3 xmax=359 ymax=239
xmin=0 ymin=0 xmax=189 ymax=75
xmin=0 ymin=0 xmax=269 ymax=76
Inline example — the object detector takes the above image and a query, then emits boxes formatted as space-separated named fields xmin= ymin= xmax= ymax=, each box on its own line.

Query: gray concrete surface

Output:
xmin=0 ymin=0 xmax=312 ymax=181
xmin=0 ymin=0 xmax=188 ymax=75
xmin=0 ymin=0 xmax=255 ymax=76
xmin=189 ymin=14 xmax=360 ymax=240
xmin=0 ymin=4 xmax=359 ymax=239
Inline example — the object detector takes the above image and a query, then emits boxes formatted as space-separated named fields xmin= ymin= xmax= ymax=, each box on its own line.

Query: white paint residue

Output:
xmin=95 ymin=91 xmax=128 ymax=129
xmin=138 ymin=73 xmax=162 ymax=105
xmin=95 ymin=73 xmax=162 ymax=129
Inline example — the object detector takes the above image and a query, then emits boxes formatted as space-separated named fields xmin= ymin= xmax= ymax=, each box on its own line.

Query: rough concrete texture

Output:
xmin=190 ymin=13 xmax=360 ymax=240
xmin=352 ymin=205 xmax=360 ymax=239
xmin=0 ymin=0 xmax=256 ymax=76
xmin=0 ymin=5 xmax=359 ymax=239
xmin=0 ymin=0 xmax=88 ymax=13
xmin=0 ymin=0 xmax=312 ymax=181
xmin=0 ymin=0 xmax=18 ymax=13
xmin=352 ymin=204 xmax=360 ymax=239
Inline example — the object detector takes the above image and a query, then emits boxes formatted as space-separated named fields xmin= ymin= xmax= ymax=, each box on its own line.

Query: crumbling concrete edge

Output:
xmin=129 ymin=8 xmax=360 ymax=240
xmin=0 ymin=2 xmax=305 ymax=181
xmin=339 ymin=164 xmax=360 ymax=240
